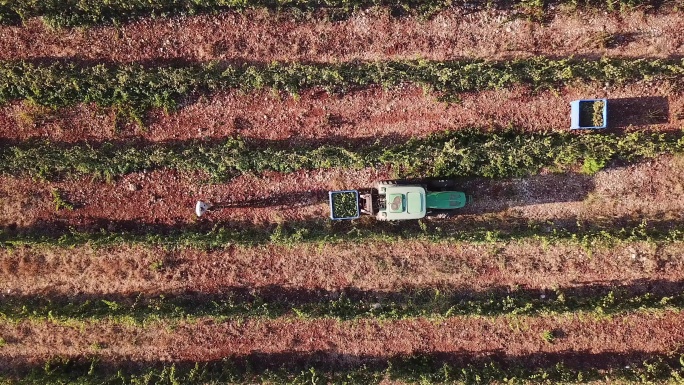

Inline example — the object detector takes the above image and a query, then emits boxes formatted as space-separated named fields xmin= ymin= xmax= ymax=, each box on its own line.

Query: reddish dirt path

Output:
xmin=0 ymin=313 xmax=682 ymax=367
xmin=0 ymin=10 xmax=681 ymax=63
xmin=2 ymin=240 xmax=683 ymax=296
xmin=2 ymin=155 xmax=684 ymax=230
xmin=1 ymin=82 xmax=681 ymax=143
xmin=0 ymin=167 xmax=393 ymax=228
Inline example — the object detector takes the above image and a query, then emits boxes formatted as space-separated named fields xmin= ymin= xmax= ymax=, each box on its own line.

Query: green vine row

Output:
xmin=1 ymin=212 xmax=683 ymax=249
xmin=1 ymin=130 xmax=682 ymax=181
xmin=1 ymin=58 xmax=682 ymax=120
xmin=2 ymin=283 xmax=683 ymax=323
xmin=0 ymin=0 xmax=666 ymax=28
xmin=5 ymin=352 xmax=684 ymax=385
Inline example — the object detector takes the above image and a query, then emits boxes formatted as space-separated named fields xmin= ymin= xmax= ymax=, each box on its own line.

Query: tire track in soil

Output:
xmin=0 ymin=313 xmax=682 ymax=367
xmin=2 ymin=155 xmax=684 ymax=230
xmin=1 ymin=82 xmax=681 ymax=143
xmin=0 ymin=10 xmax=681 ymax=63
xmin=2 ymin=241 xmax=683 ymax=296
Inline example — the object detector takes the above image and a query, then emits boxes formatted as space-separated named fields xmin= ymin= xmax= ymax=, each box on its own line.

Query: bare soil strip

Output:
xmin=2 ymin=155 xmax=684 ymax=229
xmin=1 ymin=239 xmax=682 ymax=296
xmin=0 ymin=167 xmax=392 ymax=228
xmin=0 ymin=312 xmax=682 ymax=367
xmin=1 ymin=82 xmax=681 ymax=143
xmin=0 ymin=10 xmax=682 ymax=63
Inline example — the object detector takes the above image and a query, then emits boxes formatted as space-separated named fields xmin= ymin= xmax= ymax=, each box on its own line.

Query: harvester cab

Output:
xmin=329 ymin=180 xmax=471 ymax=221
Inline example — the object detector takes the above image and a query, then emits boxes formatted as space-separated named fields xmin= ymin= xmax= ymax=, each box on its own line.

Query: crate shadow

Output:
xmin=608 ymin=96 xmax=669 ymax=129
xmin=210 ymin=189 xmax=329 ymax=209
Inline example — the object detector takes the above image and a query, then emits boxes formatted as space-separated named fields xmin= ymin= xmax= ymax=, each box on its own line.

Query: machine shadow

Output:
xmin=454 ymin=172 xmax=595 ymax=215
xmin=210 ymin=189 xmax=329 ymax=209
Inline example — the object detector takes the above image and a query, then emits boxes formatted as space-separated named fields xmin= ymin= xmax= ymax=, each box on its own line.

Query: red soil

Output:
xmin=1 ymin=313 xmax=682 ymax=366
xmin=1 ymin=240 xmax=682 ymax=296
xmin=0 ymin=167 xmax=393 ymax=228
xmin=1 ymin=155 xmax=683 ymax=229
xmin=0 ymin=9 xmax=681 ymax=63
xmin=0 ymin=82 xmax=681 ymax=143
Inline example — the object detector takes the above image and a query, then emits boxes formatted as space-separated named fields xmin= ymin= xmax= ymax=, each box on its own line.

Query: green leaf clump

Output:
xmin=330 ymin=191 xmax=358 ymax=219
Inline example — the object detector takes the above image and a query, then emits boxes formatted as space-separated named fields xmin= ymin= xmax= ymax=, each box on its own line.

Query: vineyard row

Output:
xmin=1 ymin=57 xmax=681 ymax=119
xmin=0 ymin=0 xmax=665 ymax=28
xmin=5 ymin=352 xmax=684 ymax=385
xmin=2 ymin=130 xmax=682 ymax=181
xmin=2 ymin=282 xmax=683 ymax=323
xmin=2 ymin=213 xmax=682 ymax=249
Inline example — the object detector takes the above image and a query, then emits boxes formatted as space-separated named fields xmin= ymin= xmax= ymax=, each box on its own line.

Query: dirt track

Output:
xmin=1 ymin=240 xmax=683 ymax=296
xmin=0 ymin=9 xmax=682 ymax=63
xmin=1 ymin=81 xmax=681 ymax=143
xmin=1 ymin=313 xmax=682 ymax=369
xmin=2 ymin=155 xmax=684 ymax=230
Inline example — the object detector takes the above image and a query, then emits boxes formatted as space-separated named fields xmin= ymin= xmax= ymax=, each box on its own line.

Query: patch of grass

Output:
xmin=645 ymin=108 xmax=668 ymax=122
xmin=15 ymin=103 xmax=59 ymax=128
xmin=149 ymin=260 xmax=164 ymax=271
xmin=1 ymin=212 xmax=683 ymax=251
xmin=541 ymin=329 xmax=556 ymax=343
xmin=50 ymin=189 xmax=74 ymax=211
xmin=2 ymin=273 xmax=684 ymax=323
xmin=89 ymin=342 xmax=104 ymax=351
xmin=581 ymin=157 xmax=606 ymax=175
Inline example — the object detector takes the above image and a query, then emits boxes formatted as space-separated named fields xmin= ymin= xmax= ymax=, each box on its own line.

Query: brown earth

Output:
xmin=2 ymin=6 xmax=684 ymax=379
xmin=0 ymin=167 xmax=392 ymax=228
xmin=0 ymin=9 xmax=682 ymax=63
xmin=1 ymin=81 xmax=681 ymax=143
xmin=2 ymin=155 xmax=684 ymax=229
xmin=0 ymin=313 xmax=682 ymax=368
xmin=1 ymin=239 xmax=682 ymax=296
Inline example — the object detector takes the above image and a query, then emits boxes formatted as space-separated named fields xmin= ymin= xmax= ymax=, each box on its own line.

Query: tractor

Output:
xmin=329 ymin=180 xmax=471 ymax=221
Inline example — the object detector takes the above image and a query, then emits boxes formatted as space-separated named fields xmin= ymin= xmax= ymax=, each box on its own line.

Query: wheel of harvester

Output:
xmin=427 ymin=179 xmax=457 ymax=191
xmin=376 ymin=180 xmax=397 ymax=189
xmin=426 ymin=210 xmax=453 ymax=219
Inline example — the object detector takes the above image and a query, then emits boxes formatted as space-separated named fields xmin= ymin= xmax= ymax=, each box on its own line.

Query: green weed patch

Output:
xmin=0 ymin=58 xmax=682 ymax=120
xmin=1 ymin=130 xmax=682 ymax=181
